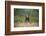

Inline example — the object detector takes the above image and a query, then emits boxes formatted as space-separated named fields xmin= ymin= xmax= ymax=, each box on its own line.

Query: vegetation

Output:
xmin=14 ymin=8 xmax=39 ymax=23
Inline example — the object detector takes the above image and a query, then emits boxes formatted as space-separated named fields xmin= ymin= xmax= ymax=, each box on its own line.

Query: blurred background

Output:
xmin=14 ymin=8 xmax=39 ymax=27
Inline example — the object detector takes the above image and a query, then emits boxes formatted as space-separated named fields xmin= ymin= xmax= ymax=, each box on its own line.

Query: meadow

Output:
xmin=14 ymin=8 xmax=39 ymax=27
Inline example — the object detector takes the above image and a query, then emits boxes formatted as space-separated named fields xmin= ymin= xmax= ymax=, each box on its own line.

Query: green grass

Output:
xmin=29 ymin=17 xmax=38 ymax=23
xmin=14 ymin=16 xmax=25 ymax=23
xmin=14 ymin=16 xmax=39 ymax=23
